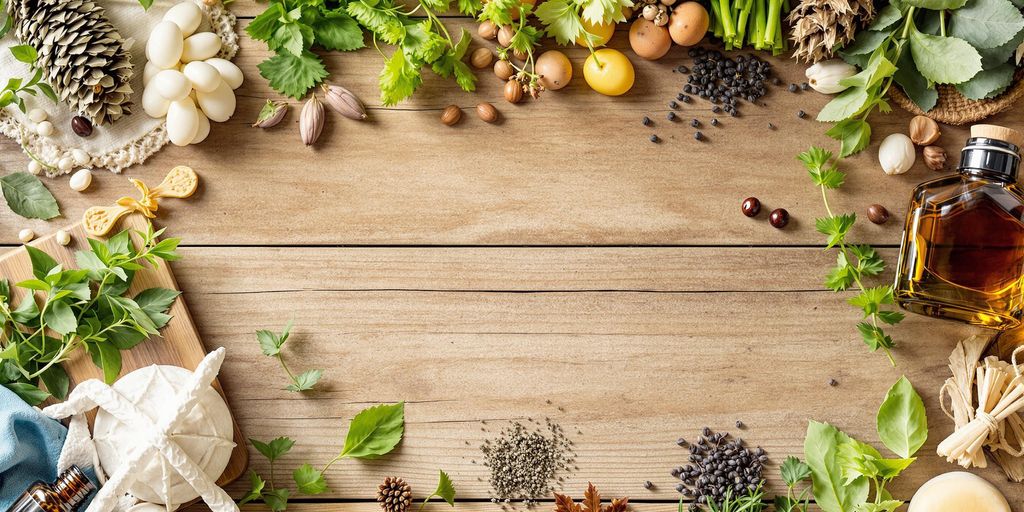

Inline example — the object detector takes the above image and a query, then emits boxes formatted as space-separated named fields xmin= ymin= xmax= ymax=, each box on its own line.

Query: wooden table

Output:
xmin=2 ymin=4 xmax=1023 ymax=510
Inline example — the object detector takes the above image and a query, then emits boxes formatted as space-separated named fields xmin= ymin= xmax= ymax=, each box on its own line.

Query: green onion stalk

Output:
xmin=708 ymin=0 xmax=790 ymax=54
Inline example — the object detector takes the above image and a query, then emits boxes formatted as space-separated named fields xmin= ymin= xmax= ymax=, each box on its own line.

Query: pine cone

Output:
xmin=377 ymin=476 xmax=412 ymax=512
xmin=786 ymin=0 xmax=875 ymax=63
xmin=5 ymin=0 xmax=134 ymax=125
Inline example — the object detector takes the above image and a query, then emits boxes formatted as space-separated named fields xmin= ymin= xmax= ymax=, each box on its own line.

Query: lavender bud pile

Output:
xmin=682 ymin=48 xmax=774 ymax=117
xmin=481 ymin=419 xmax=575 ymax=506
xmin=670 ymin=427 xmax=766 ymax=511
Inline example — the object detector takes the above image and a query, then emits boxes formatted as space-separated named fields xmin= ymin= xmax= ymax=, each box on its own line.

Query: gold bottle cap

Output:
xmin=972 ymin=124 xmax=1024 ymax=151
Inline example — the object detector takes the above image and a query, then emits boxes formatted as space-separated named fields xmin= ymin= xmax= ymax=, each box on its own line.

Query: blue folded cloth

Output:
xmin=0 ymin=385 xmax=68 ymax=508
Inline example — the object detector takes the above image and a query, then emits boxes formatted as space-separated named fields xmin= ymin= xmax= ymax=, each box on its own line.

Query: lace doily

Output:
xmin=0 ymin=0 xmax=238 ymax=175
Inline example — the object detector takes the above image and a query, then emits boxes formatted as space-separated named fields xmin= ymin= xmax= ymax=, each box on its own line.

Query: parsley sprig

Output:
xmin=800 ymin=146 xmax=903 ymax=366
xmin=257 ymin=321 xmax=323 ymax=392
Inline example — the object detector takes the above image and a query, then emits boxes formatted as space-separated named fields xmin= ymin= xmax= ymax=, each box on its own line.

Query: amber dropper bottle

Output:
xmin=5 ymin=465 xmax=95 ymax=512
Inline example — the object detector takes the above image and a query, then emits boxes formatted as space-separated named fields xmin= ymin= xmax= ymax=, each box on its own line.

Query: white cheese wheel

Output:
xmin=93 ymin=364 xmax=235 ymax=508
xmin=908 ymin=472 xmax=1010 ymax=512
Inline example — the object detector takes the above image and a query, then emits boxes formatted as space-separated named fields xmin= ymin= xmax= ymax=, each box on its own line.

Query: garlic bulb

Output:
xmin=879 ymin=133 xmax=916 ymax=175
xmin=805 ymin=59 xmax=858 ymax=94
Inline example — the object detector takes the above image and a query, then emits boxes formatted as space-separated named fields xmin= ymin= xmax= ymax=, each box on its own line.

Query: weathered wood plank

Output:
xmin=1 ymin=19 xmax=1016 ymax=246
xmin=158 ymin=247 xmax=1021 ymax=504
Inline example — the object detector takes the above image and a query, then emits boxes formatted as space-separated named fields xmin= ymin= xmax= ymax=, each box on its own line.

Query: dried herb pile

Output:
xmin=482 ymin=420 xmax=576 ymax=505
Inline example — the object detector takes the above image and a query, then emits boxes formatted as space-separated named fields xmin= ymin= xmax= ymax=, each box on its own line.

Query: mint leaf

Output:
xmin=271 ymin=22 xmax=313 ymax=57
xmin=44 ymin=301 xmax=77 ymax=335
xmin=257 ymin=51 xmax=329 ymax=99
xmin=909 ymin=28 xmax=983 ymax=84
xmin=1 ymin=172 xmax=60 ymax=220
xmin=340 ymin=402 xmax=405 ymax=458
xmin=294 ymin=463 xmax=329 ymax=495
xmin=247 ymin=3 xmax=286 ymax=41
xmin=250 ymin=436 xmax=295 ymax=462
xmin=877 ymin=376 xmax=928 ymax=458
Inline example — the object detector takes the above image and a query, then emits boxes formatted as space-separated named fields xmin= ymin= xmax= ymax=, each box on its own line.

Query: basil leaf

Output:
xmin=909 ymin=28 xmax=983 ymax=84
xmin=25 ymin=246 xmax=58 ymax=280
xmin=948 ymin=0 xmax=1024 ymax=49
xmin=0 ymin=172 xmax=59 ymax=220
xmin=804 ymin=421 xmax=869 ymax=512
xmin=877 ymin=376 xmax=928 ymax=458
xmin=340 ymin=402 xmax=405 ymax=458
xmin=44 ymin=300 xmax=77 ymax=335
xmin=8 ymin=44 xmax=36 ymax=63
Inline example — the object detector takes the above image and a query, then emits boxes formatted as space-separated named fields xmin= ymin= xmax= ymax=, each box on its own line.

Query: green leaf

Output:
xmin=815 ymin=214 xmax=856 ymax=248
xmin=478 ymin=0 xmax=517 ymax=26
xmin=452 ymin=61 xmax=477 ymax=92
xmin=536 ymin=0 xmax=586 ymax=45
xmin=804 ymin=421 xmax=869 ymax=512
xmin=0 ymin=172 xmax=60 ymax=220
xmin=247 ymin=3 xmax=286 ymax=42
xmin=893 ymin=48 xmax=938 ymax=112
xmin=580 ymin=0 xmax=631 ymax=25
xmin=272 ymin=22 xmax=314 ymax=57
xmin=903 ymin=0 xmax=967 ymax=8
xmin=348 ymin=0 xmax=407 ymax=44
xmin=840 ymin=54 xmax=896 ymax=89
xmin=978 ymin=27 xmax=1024 ymax=67
xmin=134 ymin=288 xmax=179 ymax=328
xmin=780 ymin=456 xmax=811 ymax=486
xmin=825 ymin=259 xmax=855 ymax=291
xmin=841 ymin=30 xmax=892 ymax=56
xmin=869 ymin=5 xmax=904 ymax=31
xmin=956 ymin=62 xmax=1016 ymax=99
xmin=826 ymin=119 xmax=872 ymax=157
xmin=264 ymin=488 xmax=290 ymax=512
xmin=138 ymin=0 xmax=155 ymax=9
xmin=24 ymin=246 xmax=58 ymax=281
xmin=257 ymin=51 xmax=329 ymax=100
xmin=36 ymin=82 xmax=56 ymax=103
xmin=435 ymin=469 xmax=457 ymax=505
xmin=286 ymin=368 xmax=323 ymax=392
xmin=340 ymin=402 xmax=405 ymax=458
xmin=250 ymin=436 xmax=295 ymax=462
xmin=257 ymin=321 xmax=291 ymax=357
xmin=403 ymin=22 xmax=449 ymax=63
xmin=379 ymin=50 xmax=422 ymax=106
xmin=11 ymin=293 xmax=39 ymax=324
xmin=44 ymin=301 xmax=77 ymax=335
xmin=858 ymin=322 xmax=895 ymax=351
xmin=458 ymin=0 xmax=484 ymax=15
xmin=909 ymin=28 xmax=983 ymax=84
xmin=877 ymin=376 xmax=928 ymax=458
xmin=294 ymin=463 xmax=329 ymax=495
xmin=816 ymin=87 xmax=871 ymax=122
xmin=948 ymin=0 xmax=1024 ymax=49
xmin=313 ymin=11 xmax=365 ymax=51
xmin=857 ymin=500 xmax=904 ymax=512
xmin=91 ymin=341 xmax=122 ymax=384
xmin=38 ymin=365 xmax=69 ymax=400
xmin=876 ymin=310 xmax=905 ymax=325
xmin=849 ymin=245 xmax=884 ymax=277
xmin=5 ymin=382 xmax=49 ymax=405
xmin=9 ymin=44 xmax=36 ymax=63
xmin=237 ymin=471 xmax=266 ymax=505
xmin=847 ymin=285 xmax=893 ymax=317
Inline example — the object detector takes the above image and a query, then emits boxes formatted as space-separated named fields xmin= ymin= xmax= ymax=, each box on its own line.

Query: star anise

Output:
xmin=554 ymin=483 xmax=629 ymax=512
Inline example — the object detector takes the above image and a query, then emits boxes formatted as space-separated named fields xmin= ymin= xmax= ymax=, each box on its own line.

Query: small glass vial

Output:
xmin=894 ymin=124 xmax=1024 ymax=329
xmin=5 ymin=466 xmax=95 ymax=512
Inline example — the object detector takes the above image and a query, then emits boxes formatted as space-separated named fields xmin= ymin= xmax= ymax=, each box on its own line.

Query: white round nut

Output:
xmin=27 ymin=108 xmax=47 ymax=123
xmin=71 ymin=149 xmax=90 ymax=166
xmin=27 ymin=160 xmax=42 ymax=175
xmin=36 ymin=121 xmax=53 ymax=137
xmin=878 ymin=133 xmax=916 ymax=175
xmin=57 ymin=157 xmax=74 ymax=172
xmin=55 ymin=229 xmax=71 ymax=246
xmin=18 ymin=228 xmax=35 ymax=243
xmin=69 ymin=169 xmax=93 ymax=192
xmin=642 ymin=4 xmax=657 ymax=19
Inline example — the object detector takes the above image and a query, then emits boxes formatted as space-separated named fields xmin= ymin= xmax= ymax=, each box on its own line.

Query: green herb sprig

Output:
xmin=803 ymin=376 xmax=927 ymax=512
xmin=257 ymin=321 xmax=323 ymax=392
xmin=1 ymin=45 xmax=58 ymax=112
xmin=420 ymin=469 xmax=457 ymax=511
xmin=800 ymin=146 xmax=904 ymax=365
xmin=0 ymin=224 xmax=181 ymax=405
xmin=773 ymin=456 xmax=811 ymax=512
xmin=697 ymin=484 xmax=765 ymax=512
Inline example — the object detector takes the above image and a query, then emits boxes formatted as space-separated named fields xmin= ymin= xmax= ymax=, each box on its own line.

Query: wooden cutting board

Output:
xmin=0 ymin=214 xmax=247 ymax=488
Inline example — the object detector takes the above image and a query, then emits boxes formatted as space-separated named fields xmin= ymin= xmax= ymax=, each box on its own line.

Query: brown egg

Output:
xmin=535 ymin=50 xmax=572 ymax=90
xmin=629 ymin=18 xmax=672 ymax=60
xmin=669 ymin=2 xmax=709 ymax=46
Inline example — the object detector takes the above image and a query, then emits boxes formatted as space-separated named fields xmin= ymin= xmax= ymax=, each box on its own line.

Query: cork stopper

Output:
xmin=972 ymin=124 xmax=1024 ymax=151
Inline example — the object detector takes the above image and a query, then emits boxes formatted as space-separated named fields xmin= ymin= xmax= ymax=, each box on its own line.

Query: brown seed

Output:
xmin=504 ymin=80 xmax=523 ymax=104
xmin=476 ymin=102 xmax=499 ymax=123
xmin=769 ymin=208 xmax=789 ymax=228
xmin=478 ymin=20 xmax=499 ymax=40
xmin=513 ymin=48 xmax=527 ymax=61
xmin=440 ymin=105 xmax=462 ymax=126
xmin=867 ymin=204 xmax=890 ymax=225
xmin=909 ymin=115 xmax=940 ymax=146
xmin=741 ymin=197 xmax=761 ymax=217
xmin=497 ymin=25 xmax=516 ymax=47
xmin=71 ymin=116 xmax=93 ymax=137
xmin=471 ymin=47 xmax=494 ymax=69
xmin=923 ymin=145 xmax=947 ymax=171
xmin=494 ymin=59 xmax=515 ymax=81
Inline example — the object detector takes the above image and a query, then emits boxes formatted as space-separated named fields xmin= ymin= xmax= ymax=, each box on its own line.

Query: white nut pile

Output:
xmin=23 ymin=108 xmax=94 ymax=177
xmin=143 ymin=2 xmax=243 ymax=146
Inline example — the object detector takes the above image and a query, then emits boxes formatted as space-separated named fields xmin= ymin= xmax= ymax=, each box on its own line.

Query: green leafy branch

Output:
xmin=773 ymin=456 xmax=811 ymax=512
xmin=1 ymin=45 xmax=57 ymax=113
xmin=257 ymin=321 xmax=323 ymax=392
xmin=800 ymin=147 xmax=904 ymax=366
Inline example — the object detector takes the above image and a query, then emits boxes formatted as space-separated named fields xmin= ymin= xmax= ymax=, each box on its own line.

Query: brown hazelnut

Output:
xmin=512 ymin=49 xmax=527 ymax=61
xmin=440 ymin=105 xmax=462 ymax=126
xmin=909 ymin=115 xmax=940 ymax=145
xmin=497 ymin=25 xmax=516 ymax=47
xmin=867 ymin=204 xmax=890 ymax=225
xmin=470 ymin=47 xmax=494 ymax=69
xmin=494 ymin=59 xmax=515 ymax=81
xmin=478 ymin=20 xmax=498 ymax=40
xmin=923 ymin=145 xmax=947 ymax=171
xmin=476 ymin=102 xmax=499 ymax=123
xmin=504 ymin=80 xmax=523 ymax=104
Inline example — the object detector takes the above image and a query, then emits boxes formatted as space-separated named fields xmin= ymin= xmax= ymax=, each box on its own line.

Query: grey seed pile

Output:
xmin=482 ymin=420 xmax=575 ymax=505
xmin=671 ymin=427 xmax=766 ymax=511
xmin=682 ymin=47 xmax=774 ymax=117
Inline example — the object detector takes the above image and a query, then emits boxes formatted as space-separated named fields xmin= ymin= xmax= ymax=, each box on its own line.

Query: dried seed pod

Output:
xmin=253 ymin=99 xmax=287 ymax=128
xmin=498 ymin=25 xmax=516 ymax=47
xmin=504 ymin=80 xmax=523 ymax=104
xmin=471 ymin=47 xmax=494 ymax=69
xmin=300 ymin=95 xmax=324 ymax=146
xmin=909 ymin=115 xmax=940 ymax=145
xmin=494 ymin=59 xmax=515 ymax=81
xmin=322 ymin=83 xmax=367 ymax=120
xmin=377 ymin=477 xmax=412 ymax=512
xmin=477 ymin=102 xmax=499 ymax=123
xmin=478 ymin=20 xmax=499 ymax=40
xmin=441 ymin=105 xmax=462 ymax=126
xmin=923 ymin=145 xmax=947 ymax=171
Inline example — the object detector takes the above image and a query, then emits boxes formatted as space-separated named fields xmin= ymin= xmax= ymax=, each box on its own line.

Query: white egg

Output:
xmin=27 ymin=160 xmax=41 ymax=175
xmin=196 ymin=80 xmax=235 ymax=122
xmin=27 ymin=108 xmax=46 ymax=123
xmin=191 ymin=109 xmax=210 ymax=144
xmin=182 ymin=61 xmax=221 ymax=93
xmin=69 ymin=169 xmax=93 ymax=192
xmin=146 ymin=21 xmax=184 ymax=69
xmin=142 ymin=84 xmax=170 ymax=118
xmin=153 ymin=69 xmax=192 ymax=101
xmin=35 ymin=121 xmax=53 ymax=137
xmin=166 ymin=98 xmax=199 ymax=146
xmin=204 ymin=58 xmax=243 ymax=89
xmin=57 ymin=157 xmax=73 ymax=172
xmin=163 ymin=1 xmax=203 ymax=37
xmin=143 ymin=61 xmax=162 ymax=86
xmin=71 ymin=149 xmax=90 ymax=166
xmin=181 ymin=32 xmax=221 ymax=63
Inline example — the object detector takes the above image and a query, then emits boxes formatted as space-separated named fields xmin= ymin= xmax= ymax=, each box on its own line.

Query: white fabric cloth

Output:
xmin=0 ymin=0 xmax=238 ymax=174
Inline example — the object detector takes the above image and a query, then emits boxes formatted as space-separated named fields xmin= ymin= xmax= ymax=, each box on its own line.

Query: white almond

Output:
xmin=183 ymin=61 xmax=221 ymax=93
xmin=55 ymin=229 xmax=71 ymax=246
xmin=166 ymin=98 xmax=200 ymax=146
xmin=27 ymin=160 xmax=41 ymax=175
xmin=146 ymin=21 xmax=184 ymax=69
xmin=153 ymin=69 xmax=192 ymax=101
xmin=35 ymin=121 xmax=53 ymax=137
xmin=57 ymin=157 xmax=73 ymax=172
xmin=196 ymin=80 xmax=235 ymax=122
xmin=163 ymin=1 xmax=203 ymax=37
xmin=181 ymin=32 xmax=221 ymax=63
xmin=18 ymin=229 xmax=34 ymax=243
xmin=191 ymin=109 xmax=211 ymax=144
xmin=879 ymin=133 xmax=916 ymax=175
xmin=204 ymin=58 xmax=243 ymax=89
xmin=69 ymin=169 xmax=93 ymax=192
xmin=142 ymin=85 xmax=171 ymax=118
xmin=72 ymin=149 xmax=90 ymax=166
xmin=27 ymin=108 xmax=46 ymax=123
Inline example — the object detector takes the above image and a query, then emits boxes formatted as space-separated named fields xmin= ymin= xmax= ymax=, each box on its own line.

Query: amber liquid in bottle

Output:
xmin=5 ymin=466 xmax=94 ymax=512
xmin=895 ymin=126 xmax=1024 ymax=329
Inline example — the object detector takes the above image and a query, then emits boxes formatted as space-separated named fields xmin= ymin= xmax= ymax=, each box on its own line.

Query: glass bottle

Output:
xmin=895 ymin=125 xmax=1024 ymax=329
xmin=5 ymin=465 xmax=94 ymax=512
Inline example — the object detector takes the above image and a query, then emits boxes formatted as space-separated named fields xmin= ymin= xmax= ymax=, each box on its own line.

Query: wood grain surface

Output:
xmin=1 ymin=3 xmax=1023 ymax=512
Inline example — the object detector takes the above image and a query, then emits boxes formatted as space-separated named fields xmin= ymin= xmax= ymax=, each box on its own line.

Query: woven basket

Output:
xmin=890 ymin=68 xmax=1024 ymax=125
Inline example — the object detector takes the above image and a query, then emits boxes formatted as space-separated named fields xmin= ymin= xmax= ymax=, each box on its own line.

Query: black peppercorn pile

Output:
xmin=481 ymin=420 xmax=575 ymax=505
xmin=670 ymin=427 xmax=766 ymax=511
xmin=682 ymin=48 xmax=774 ymax=117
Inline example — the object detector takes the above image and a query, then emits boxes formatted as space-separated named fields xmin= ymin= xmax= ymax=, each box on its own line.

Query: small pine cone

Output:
xmin=377 ymin=476 xmax=412 ymax=512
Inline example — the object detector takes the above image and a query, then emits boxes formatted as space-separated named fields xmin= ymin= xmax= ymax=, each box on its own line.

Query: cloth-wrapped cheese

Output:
xmin=93 ymin=364 xmax=235 ymax=507
xmin=908 ymin=472 xmax=1010 ymax=512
